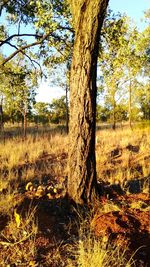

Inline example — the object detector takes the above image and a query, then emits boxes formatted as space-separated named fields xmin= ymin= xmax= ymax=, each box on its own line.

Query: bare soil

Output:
xmin=92 ymin=193 xmax=150 ymax=266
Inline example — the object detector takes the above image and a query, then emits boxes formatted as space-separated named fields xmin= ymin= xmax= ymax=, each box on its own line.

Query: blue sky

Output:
xmin=109 ymin=0 xmax=149 ymax=30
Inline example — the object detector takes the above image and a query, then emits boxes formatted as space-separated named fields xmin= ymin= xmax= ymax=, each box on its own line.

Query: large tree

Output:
xmin=1 ymin=0 xmax=109 ymax=204
xmin=67 ymin=0 xmax=109 ymax=204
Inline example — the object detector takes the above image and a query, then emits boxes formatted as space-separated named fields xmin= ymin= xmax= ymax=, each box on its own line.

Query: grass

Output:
xmin=0 ymin=124 xmax=149 ymax=266
xmin=67 ymin=235 xmax=134 ymax=267
xmin=0 ymin=206 xmax=37 ymax=266
xmin=1 ymin=125 xmax=149 ymax=185
xmin=0 ymin=132 xmax=67 ymax=170
xmin=96 ymin=126 xmax=150 ymax=188
xmin=66 ymin=209 xmax=135 ymax=267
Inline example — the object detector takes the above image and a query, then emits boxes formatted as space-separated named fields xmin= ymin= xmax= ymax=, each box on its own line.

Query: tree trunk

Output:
xmin=68 ymin=0 xmax=109 ymax=204
xmin=0 ymin=97 xmax=5 ymax=142
xmin=65 ymin=85 xmax=69 ymax=134
xmin=23 ymin=110 xmax=27 ymax=139
xmin=128 ymin=79 xmax=132 ymax=128
xmin=112 ymin=93 xmax=116 ymax=130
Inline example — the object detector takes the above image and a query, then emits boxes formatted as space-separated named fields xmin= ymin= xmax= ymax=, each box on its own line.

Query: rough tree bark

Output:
xmin=67 ymin=0 xmax=109 ymax=204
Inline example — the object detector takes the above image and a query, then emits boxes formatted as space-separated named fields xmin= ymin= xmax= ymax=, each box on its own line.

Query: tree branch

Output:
xmin=51 ymin=33 xmax=70 ymax=48
xmin=4 ymin=41 xmax=42 ymax=71
xmin=58 ymin=25 xmax=74 ymax=34
xmin=0 ymin=33 xmax=43 ymax=47
xmin=2 ymin=33 xmax=50 ymax=65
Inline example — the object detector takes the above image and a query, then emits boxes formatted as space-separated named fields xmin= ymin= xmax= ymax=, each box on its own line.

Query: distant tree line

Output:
xmin=0 ymin=7 xmax=149 ymax=134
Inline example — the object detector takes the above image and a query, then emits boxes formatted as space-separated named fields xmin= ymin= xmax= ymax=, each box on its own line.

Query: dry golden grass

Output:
xmin=0 ymin=124 xmax=149 ymax=266
xmin=0 ymin=131 xmax=68 ymax=215
xmin=0 ymin=125 xmax=149 ymax=213
xmin=0 ymin=132 xmax=67 ymax=170
xmin=67 ymin=235 xmax=134 ymax=267
xmin=96 ymin=126 xmax=150 ymax=188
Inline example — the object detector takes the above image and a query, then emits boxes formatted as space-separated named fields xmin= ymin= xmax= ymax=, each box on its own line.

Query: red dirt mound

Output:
xmin=91 ymin=200 xmax=150 ymax=266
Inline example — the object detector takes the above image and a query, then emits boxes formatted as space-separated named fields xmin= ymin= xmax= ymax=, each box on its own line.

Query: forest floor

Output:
xmin=0 ymin=124 xmax=149 ymax=267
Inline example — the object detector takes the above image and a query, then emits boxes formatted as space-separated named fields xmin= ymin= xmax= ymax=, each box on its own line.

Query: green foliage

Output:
xmin=0 ymin=54 xmax=37 ymax=125
xmin=96 ymin=104 xmax=110 ymax=122
xmin=50 ymin=96 xmax=67 ymax=124
xmin=138 ymin=83 xmax=150 ymax=120
xmin=33 ymin=96 xmax=67 ymax=125
xmin=0 ymin=0 xmax=73 ymax=68
xmin=99 ymin=11 xmax=150 ymax=124
xmin=34 ymin=101 xmax=50 ymax=125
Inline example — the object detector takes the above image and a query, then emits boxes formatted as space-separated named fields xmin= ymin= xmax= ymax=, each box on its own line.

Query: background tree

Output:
xmin=50 ymin=96 xmax=67 ymax=124
xmin=34 ymin=102 xmax=50 ymax=125
xmin=136 ymin=10 xmax=150 ymax=121
xmin=0 ymin=0 xmax=74 ymax=134
xmin=49 ymin=63 xmax=71 ymax=133
xmin=0 ymin=56 xmax=37 ymax=136
xmin=98 ymin=14 xmax=149 ymax=127
xmin=138 ymin=83 xmax=150 ymax=120
xmin=99 ymin=15 xmax=127 ymax=129
xmin=121 ymin=25 xmax=143 ymax=128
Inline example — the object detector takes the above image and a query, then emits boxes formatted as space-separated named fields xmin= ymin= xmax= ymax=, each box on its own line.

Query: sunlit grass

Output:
xmin=96 ymin=126 xmax=150 ymax=188
xmin=0 ymin=132 xmax=67 ymax=170
xmin=0 ymin=124 xmax=149 ymax=266
xmin=67 ymin=232 xmax=134 ymax=267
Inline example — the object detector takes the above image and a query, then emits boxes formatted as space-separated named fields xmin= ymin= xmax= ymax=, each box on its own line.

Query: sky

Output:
xmin=109 ymin=0 xmax=149 ymax=30
xmin=36 ymin=0 xmax=150 ymax=103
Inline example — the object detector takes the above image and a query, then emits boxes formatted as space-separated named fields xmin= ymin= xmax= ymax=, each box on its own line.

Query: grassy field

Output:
xmin=0 ymin=125 xmax=149 ymax=266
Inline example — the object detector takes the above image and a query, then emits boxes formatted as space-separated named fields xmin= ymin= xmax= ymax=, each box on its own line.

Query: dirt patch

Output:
xmin=91 ymin=194 xmax=150 ymax=266
xmin=91 ymin=209 xmax=150 ymax=236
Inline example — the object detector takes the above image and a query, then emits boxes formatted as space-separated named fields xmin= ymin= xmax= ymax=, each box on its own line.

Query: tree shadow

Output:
xmin=15 ymin=194 xmax=85 ymax=265
xmin=0 ymin=213 xmax=9 ymax=231
xmin=124 ymin=176 xmax=150 ymax=194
